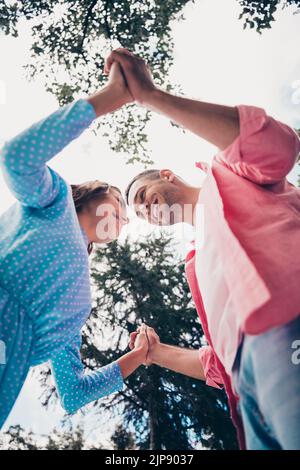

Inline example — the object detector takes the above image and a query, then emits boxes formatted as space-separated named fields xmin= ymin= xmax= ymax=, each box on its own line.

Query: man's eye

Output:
xmin=140 ymin=190 xmax=145 ymax=203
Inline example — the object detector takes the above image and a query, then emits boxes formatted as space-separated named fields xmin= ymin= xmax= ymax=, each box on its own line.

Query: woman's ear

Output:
xmin=159 ymin=169 xmax=175 ymax=183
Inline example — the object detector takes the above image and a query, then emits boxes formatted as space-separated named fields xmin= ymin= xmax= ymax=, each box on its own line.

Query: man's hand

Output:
xmin=117 ymin=324 xmax=152 ymax=380
xmin=129 ymin=325 xmax=160 ymax=366
xmin=104 ymin=48 xmax=157 ymax=105
xmin=105 ymin=48 xmax=240 ymax=150
xmin=130 ymin=326 xmax=206 ymax=381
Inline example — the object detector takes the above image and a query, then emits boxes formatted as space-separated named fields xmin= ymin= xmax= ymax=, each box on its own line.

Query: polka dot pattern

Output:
xmin=51 ymin=334 xmax=124 ymax=415
xmin=0 ymin=100 xmax=124 ymax=428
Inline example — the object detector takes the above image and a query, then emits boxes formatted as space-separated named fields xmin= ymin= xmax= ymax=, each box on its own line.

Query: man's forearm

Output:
xmin=150 ymin=343 xmax=205 ymax=381
xmin=144 ymin=89 xmax=240 ymax=150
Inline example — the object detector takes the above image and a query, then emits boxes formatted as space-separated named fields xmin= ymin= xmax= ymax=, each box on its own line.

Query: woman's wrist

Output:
xmin=87 ymin=83 xmax=130 ymax=118
xmin=117 ymin=346 xmax=147 ymax=380
xmin=132 ymin=345 xmax=147 ymax=365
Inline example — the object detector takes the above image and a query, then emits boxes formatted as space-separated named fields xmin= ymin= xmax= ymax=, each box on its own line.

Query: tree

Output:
xmin=238 ymin=0 xmax=300 ymax=33
xmin=38 ymin=234 xmax=238 ymax=450
xmin=0 ymin=425 xmax=39 ymax=450
xmin=45 ymin=426 xmax=101 ymax=450
xmin=1 ymin=1 xmax=298 ymax=164
xmin=0 ymin=425 xmax=103 ymax=450
xmin=0 ymin=0 xmax=194 ymax=165
xmin=111 ymin=424 xmax=136 ymax=450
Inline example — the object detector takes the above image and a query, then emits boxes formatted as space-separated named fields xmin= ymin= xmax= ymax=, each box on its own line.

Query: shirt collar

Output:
xmin=195 ymin=161 xmax=210 ymax=173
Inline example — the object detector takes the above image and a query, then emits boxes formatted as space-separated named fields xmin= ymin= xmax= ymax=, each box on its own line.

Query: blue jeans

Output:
xmin=232 ymin=315 xmax=300 ymax=450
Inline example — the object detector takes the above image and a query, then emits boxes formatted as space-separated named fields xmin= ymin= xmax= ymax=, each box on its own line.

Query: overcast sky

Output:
xmin=0 ymin=0 xmax=299 ymax=439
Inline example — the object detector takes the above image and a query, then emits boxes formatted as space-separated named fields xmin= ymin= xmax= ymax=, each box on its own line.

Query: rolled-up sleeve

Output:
xmin=199 ymin=346 xmax=224 ymax=389
xmin=215 ymin=105 xmax=300 ymax=185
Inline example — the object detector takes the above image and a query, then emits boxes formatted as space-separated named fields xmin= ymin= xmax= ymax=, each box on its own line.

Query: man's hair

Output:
xmin=125 ymin=169 xmax=160 ymax=204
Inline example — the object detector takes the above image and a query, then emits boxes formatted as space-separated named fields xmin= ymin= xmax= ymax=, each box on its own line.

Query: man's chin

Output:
xmin=159 ymin=218 xmax=183 ymax=226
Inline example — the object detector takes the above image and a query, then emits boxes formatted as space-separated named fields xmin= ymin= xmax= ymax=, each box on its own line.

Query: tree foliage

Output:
xmin=0 ymin=424 xmax=103 ymax=450
xmin=111 ymin=424 xmax=136 ymax=450
xmin=0 ymin=0 xmax=193 ymax=165
xmin=38 ymin=234 xmax=238 ymax=450
xmin=1 ymin=0 xmax=298 ymax=163
xmin=238 ymin=0 xmax=300 ymax=33
xmin=0 ymin=425 xmax=39 ymax=450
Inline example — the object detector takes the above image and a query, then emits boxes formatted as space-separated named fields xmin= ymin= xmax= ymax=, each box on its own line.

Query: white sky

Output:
xmin=0 ymin=0 xmax=300 ymax=440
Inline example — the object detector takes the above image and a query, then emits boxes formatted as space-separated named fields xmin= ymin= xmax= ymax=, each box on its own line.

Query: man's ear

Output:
xmin=159 ymin=169 xmax=175 ymax=183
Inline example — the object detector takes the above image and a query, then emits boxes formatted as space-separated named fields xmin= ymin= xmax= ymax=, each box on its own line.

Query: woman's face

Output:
xmin=89 ymin=189 xmax=129 ymax=244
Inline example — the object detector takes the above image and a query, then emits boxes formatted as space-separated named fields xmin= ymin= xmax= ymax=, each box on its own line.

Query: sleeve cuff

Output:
xmin=217 ymin=105 xmax=267 ymax=166
xmin=75 ymin=99 xmax=97 ymax=125
xmin=199 ymin=347 xmax=223 ymax=390
xmin=109 ymin=361 xmax=125 ymax=393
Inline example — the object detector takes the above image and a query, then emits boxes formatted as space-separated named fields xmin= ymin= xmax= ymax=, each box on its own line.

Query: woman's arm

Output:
xmin=0 ymin=63 xmax=131 ymax=208
xmin=51 ymin=327 xmax=148 ymax=415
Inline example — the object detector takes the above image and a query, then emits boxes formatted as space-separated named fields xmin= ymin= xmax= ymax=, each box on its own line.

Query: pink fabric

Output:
xmin=198 ymin=105 xmax=300 ymax=335
xmin=198 ymin=346 xmax=223 ymax=389
xmin=186 ymin=105 xmax=300 ymax=449
xmin=195 ymin=183 xmax=243 ymax=377
xmin=186 ymin=251 xmax=245 ymax=449
xmin=216 ymin=105 xmax=299 ymax=185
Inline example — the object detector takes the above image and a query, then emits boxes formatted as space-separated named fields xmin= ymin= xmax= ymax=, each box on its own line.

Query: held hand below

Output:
xmin=132 ymin=324 xmax=150 ymax=365
xmin=129 ymin=324 xmax=160 ymax=366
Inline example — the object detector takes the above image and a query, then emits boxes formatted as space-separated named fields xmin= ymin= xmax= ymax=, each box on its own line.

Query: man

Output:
xmin=105 ymin=48 xmax=300 ymax=450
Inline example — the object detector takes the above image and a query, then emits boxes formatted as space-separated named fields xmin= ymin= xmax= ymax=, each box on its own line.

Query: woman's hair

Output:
xmin=71 ymin=180 xmax=122 ymax=255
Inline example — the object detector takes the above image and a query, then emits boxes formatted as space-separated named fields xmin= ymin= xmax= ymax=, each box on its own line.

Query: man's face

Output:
xmin=129 ymin=173 xmax=187 ymax=226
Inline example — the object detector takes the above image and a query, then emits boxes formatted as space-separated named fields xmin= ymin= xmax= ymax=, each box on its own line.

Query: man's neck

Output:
xmin=182 ymin=186 xmax=201 ymax=226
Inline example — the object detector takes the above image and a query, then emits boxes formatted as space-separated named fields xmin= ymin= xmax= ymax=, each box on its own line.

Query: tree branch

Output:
xmin=78 ymin=0 xmax=99 ymax=53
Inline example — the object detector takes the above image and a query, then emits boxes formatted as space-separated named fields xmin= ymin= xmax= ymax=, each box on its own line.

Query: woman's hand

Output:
xmin=132 ymin=324 xmax=149 ymax=364
xmin=107 ymin=61 xmax=134 ymax=107
xmin=117 ymin=324 xmax=150 ymax=380
xmin=87 ymin=62 xmax=133 ymax=117
xmin=129 ymin=325 xmax=160 ymax=366
xmin=104 ymin=48 xmax=157 ymax=105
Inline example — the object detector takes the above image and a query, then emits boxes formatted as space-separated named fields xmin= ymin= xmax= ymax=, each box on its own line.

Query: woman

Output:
xmin=0 ymin=62 xmax=149 ymax=427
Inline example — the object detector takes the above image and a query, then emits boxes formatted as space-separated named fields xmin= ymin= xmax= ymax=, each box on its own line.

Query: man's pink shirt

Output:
xmin=185 ymin=105 xmax=300 ymax=445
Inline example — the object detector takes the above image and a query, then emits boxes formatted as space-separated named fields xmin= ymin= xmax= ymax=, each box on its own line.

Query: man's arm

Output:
xmin=129 ymin=327 xmax=205 ymax=380
xmin=104 ymin=48 xmax=240 ymax=150
xmin=150 ymin=343 xmax=205 ymax=381
xmin=105 ymin=49 xmax=300 ymax=184
xmin=144 ymin=91 xmax=240 ymax=151
xmin=130 ymin=327 xmax=223 ymax=388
